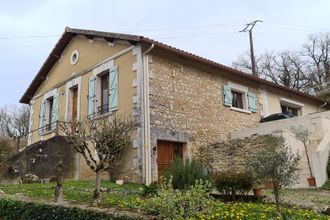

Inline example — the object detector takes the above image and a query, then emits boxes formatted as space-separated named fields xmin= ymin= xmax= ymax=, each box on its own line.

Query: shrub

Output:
xmin=141 ymin=182 xmax=158 ymax=197
xmin=245 ymin=135 xmax=300 ymax=212
xmin=213 ymin=171 xmax=254 ymax=200
xmin=0 ymin=199 xmax=141 ymax=220
xmin=162 ymin=156 xmax=210 ymax=190
xmin=144 ymin=177 xmax=215 ymax=219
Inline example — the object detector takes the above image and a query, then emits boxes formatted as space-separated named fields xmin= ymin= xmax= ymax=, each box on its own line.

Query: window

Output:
xmin=279 ymin=98 xmax=303 ymax=117
xmin=281 ymin=105 xmax=299 ymax=116
xmin=232 ymin=91 xmax=243 ymax=109
xmin=223 ymin=83 xmax=257 ymax=113
xmin=88 ymin=65 xmax=119 ymax=119
xmin=98 ymin=71 xmax=109 ymax=114
xmin=46 ymin=97 xmax=54 ymax=130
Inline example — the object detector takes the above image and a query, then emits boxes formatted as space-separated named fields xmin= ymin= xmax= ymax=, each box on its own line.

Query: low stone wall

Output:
xmin=207 ymin=135 xmax=274 ymax=173
xmin=7 ymin=136 xmax=75 ymax=180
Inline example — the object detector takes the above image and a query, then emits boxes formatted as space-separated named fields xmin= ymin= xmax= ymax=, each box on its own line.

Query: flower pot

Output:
xmin=307 ymin=177 xmax=316 ymax=187
xmin=253 ymin=188 xmax=263 ymax=197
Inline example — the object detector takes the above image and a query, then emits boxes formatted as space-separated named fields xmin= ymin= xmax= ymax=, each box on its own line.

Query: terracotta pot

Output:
xmin=253 ymin=188 xmax=263 ymax=197
xmin=307 ymin=177 xmax=316 ymax=187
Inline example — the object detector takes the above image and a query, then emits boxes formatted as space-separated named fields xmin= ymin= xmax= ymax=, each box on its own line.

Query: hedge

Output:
xmin=0 ymin=199 xmax=143 ymax=220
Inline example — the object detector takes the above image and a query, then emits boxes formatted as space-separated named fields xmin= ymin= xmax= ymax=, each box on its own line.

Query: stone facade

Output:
xmin=148 ymin=55 xmax=261 ymax=181
xmin=206 ymin=135 xmax=274 ymax=173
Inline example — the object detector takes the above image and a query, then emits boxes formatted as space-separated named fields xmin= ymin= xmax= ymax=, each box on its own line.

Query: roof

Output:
xmin=20 ymin=27 xmax=328 ymax=105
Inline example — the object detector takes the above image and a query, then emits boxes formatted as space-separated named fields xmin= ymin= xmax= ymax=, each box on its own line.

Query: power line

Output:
xmin=0 ymin=35 xmax=59 ymax=40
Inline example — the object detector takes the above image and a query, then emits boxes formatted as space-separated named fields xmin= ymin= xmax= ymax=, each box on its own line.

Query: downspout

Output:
xmin=317 ymin=102 xmax=327 ymax=113
xmin=143 ymin=43 xmax=154 ymax=185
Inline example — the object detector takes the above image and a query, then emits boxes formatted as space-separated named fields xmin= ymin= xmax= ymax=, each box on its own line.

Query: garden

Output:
xmin=0 ymin=119 xmax=329 ymax=219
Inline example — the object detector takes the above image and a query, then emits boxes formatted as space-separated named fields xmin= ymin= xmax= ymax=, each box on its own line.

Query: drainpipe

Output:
xmin=317 ymin=102 xmax=327 ymax=113
xmin=143 ymin=43 xmax=154 ymax=185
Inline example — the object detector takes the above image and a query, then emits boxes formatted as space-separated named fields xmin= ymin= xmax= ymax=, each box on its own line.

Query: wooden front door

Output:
xmin=157 ymin=140 xmax=183 ymax=180
xmin=71 ymin=87 xmax=78 ymax=129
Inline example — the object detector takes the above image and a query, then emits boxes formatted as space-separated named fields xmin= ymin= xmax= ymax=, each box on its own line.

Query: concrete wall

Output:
xmin=232 ymin=111 xmax=330 ymax=187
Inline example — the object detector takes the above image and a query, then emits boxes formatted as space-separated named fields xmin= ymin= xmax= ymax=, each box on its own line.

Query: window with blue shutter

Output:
xmin=109 ymin=65 xmax=119 ymax=111
xmin=247 ymin=92 xmax=257 ymax=112
xmin=50 ymin=94 xmax=59 ymax=130
xmin=39 ymin=101 xmax=46 ymax=134
xmin=88 ymin=76 xmax=96 ymax=118
xmin=223 ymin=85 xmax=232 ymax=107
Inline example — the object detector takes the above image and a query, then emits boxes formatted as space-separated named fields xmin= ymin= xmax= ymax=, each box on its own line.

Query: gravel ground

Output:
xmin=264 ymin=188 xmax=330 ymax=212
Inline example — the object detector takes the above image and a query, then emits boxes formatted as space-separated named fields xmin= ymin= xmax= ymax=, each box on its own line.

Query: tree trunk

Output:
xmin=304 ymin=143 xmax=313 ymax=178
xmin=273 ymin=181 xmax=281 ymax=212
xmin=93 ymin=170 xmax=102 ymax=206
xmin=54 ymin=185 xmax=63 ymax=203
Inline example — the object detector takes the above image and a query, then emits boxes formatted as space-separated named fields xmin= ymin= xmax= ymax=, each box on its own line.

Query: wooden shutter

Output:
xmin=88 ymin=76 xmax=96 ymax=118
xmin=38 ymin=101 xmax=45 ymax=134
xmin=223 ymin=85 xmax=232 ymax=107
xmin=51 ymin=94 xmax=59 ymax=130
xmin=109 ymin=66 xmax=119 ymax=111
xmin=248 ymin=92 xmax=257 ymax=112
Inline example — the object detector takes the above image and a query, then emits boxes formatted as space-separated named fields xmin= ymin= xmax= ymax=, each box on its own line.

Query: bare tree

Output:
xmin=233 ymin=50 xmax=312 ymax=92
xmin=0 ymin=105 xmax=30 ymax=138
xmin=60 ymin=116 xmax=135 ymax=205
xmin=303 ymin=33 xmax=330 ymax=91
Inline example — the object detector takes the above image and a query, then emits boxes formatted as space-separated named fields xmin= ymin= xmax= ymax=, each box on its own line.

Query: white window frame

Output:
xmin=93 ymin=60 xmax=114 ymax=115
xmin=65 ymin=76 xmax=81 ymax=122
xmin=280 ymin=98 xmax=304 ymax=116
xmin=228 ymin=82 xmax=251 ymax=114
xmin=43 ymin=89 xmax=57 ymax=128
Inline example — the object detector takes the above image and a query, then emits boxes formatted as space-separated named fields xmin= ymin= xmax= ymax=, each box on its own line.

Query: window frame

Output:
xmin=227 ymin=82 xmax=251 ymax=113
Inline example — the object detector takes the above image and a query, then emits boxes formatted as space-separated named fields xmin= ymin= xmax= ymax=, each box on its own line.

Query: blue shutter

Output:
xmin=109 ymin=66 xmax=119 ymax=111
xmin=51 ymin=94 xmax=59 ymax=130
xmin=248 ymin=92 xmax=257 ymax=112
xmin=39 ymin=101 xmax=45 ymax=134
xmin=223 ymin=85 xmax=232 ymax=107
xmin=88 ymin=76 xmax=96 ymax=119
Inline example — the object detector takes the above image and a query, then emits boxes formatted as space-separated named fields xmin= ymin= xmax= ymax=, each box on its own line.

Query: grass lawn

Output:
xmin=0 ymin=180 xmax=329 ymax=219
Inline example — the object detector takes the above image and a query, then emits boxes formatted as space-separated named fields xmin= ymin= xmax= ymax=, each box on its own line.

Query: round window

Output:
xmin=70 ymin=49 xmax=79 ymax=65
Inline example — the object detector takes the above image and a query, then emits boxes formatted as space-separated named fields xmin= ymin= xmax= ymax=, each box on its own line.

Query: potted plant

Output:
xmin=252 ymin=181 xmax=263 ymax=197
xmin=291 ymin=126 xmax=316 ymax=187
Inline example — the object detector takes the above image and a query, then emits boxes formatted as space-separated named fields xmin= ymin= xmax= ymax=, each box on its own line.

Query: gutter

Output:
xmin=142 ymin=43 xmax=154 ymax=185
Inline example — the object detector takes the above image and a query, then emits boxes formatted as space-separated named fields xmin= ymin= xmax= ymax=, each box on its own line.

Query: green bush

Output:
xmin=0 ymin=199 xmax=142 ymax=220
xmin=162 ymin=156 xmax=210 ymax=190
xmin=144 ymin=177 xmax=215 ymax=219
xmin=214 ymin=171 xmax=254 ymax=200
xmin=141 ymin=182 xmax=158 ymax=197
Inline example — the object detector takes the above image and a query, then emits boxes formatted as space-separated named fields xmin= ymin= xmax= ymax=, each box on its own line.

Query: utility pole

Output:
xmin=240 ymin=20 xmax=262 ymax=77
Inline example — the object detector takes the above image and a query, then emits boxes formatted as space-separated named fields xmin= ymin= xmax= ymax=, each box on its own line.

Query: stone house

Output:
xmin=19 ymin=27 xmax=329 ymax=185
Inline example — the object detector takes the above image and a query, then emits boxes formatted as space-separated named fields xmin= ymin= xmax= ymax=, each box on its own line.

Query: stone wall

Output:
xmin=148 ymin=54 xmax=261 ymax=181
xmin=7 ymin=136 xmax=76 ymax=180
xmin=207 ymin=135 xmax=274 ymax=173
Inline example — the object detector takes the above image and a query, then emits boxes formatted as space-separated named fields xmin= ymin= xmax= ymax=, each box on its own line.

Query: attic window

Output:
xmin=70 ymin=50 xmax=79 ymax=65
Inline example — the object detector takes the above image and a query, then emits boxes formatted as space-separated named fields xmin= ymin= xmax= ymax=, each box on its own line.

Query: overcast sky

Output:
xmin=0 ymin=0 xmax=329 ymax=107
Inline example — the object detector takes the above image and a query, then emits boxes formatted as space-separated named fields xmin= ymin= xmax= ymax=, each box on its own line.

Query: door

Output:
xmin=157 ymin=140 xmax=183 ymax=180
xmin=71 ymin=87 xmax=78 ymax=130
